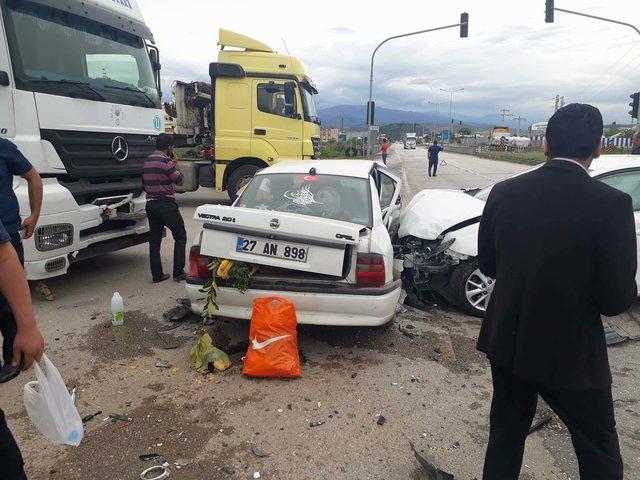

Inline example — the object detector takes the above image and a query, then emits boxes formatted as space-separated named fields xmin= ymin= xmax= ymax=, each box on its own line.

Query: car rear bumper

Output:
xmin=186 ymin=277 xmax=401 ymax=326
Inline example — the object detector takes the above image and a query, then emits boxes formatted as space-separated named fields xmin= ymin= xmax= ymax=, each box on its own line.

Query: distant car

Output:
xmin=187 ymin=160 xmax=403 ymax=326
xmin=399 ymin=155 xmax=640 ymax=317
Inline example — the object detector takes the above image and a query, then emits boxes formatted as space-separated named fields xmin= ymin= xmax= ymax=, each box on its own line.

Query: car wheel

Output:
xmin=227 ymin=165 xmax=260 ymax=199
xmin=450 ymin=260 xmax=494 ymax=317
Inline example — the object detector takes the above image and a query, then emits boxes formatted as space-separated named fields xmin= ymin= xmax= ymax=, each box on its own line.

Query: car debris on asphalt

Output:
xmin=410 ymin=442 xmax=455 ymax=480
xmin=250 ymin=444 xmax=271 ymax=458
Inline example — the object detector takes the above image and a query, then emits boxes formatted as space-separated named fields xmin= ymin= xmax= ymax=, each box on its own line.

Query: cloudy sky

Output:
xmin=139 ymin=0 xmax=640 ymax=124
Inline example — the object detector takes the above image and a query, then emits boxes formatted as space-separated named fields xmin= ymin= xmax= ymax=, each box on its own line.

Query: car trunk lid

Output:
xmin=195 ymin=204 xmax=362 ymax=277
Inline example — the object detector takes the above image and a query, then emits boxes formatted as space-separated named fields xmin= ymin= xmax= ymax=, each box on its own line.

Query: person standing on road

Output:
xmin=427 ymin=140 xmax=443 ymax=177
xmin=477 ymin=103 xmax=636 ymax=480
xmin=632 ymin=127 xmax=640 ymax=154
xmin=380 ymin=138 xmax=389 ymax=164
xmin=142 ymin=134 xmax=187 ymax=283
xmin=0 ymin=217 xmax=46 ymax=480
xmin=0 ymin=138 xmax=42 ymax=367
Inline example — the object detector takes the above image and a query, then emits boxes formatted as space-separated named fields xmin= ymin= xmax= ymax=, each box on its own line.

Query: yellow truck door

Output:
xmin=251 ymin=79 xmax=303 ymax=161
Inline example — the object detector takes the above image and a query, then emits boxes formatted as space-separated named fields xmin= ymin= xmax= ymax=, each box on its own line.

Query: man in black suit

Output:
xmin=477 ymin=103 xmax=637 ymax=480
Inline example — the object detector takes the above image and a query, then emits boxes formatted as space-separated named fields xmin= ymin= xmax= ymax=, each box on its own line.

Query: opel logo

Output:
xmin=111 ymin=136 xmax=129 ymax=162
xmin=269 ymin=218 xmax=280 ymax=229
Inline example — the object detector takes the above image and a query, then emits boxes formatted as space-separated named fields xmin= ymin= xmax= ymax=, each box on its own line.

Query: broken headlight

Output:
xmin=35 ymin=224 xmax=74 ymax=252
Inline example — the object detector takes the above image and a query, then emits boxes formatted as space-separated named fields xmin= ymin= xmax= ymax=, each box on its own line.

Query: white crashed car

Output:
xmin=186 ymin=160 xmax=403 ymax=326
xmin=398 ymin=155 xmax=640 ymax=317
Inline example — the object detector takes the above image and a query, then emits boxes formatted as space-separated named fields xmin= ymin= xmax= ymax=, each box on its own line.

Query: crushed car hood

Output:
xmin=398 ymin=189 xmax=486 ymax=240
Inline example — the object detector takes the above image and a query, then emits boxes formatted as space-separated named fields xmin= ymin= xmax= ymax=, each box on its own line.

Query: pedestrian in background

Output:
xmin=632 ymin=127 xmax=640 ymax=154
xmin=0 ymin=215 xmax=45 ymax=480
xmin=0 ymin=138 xmax=42 ymax=367
xmin=427 ymin=140 xmax=443 ymax=177
xmin=478 ymin=103 xmax=635 ymax=480
xmin=380 ymin=138 xmax=389 ymax=164
xmin=142 ymin=134 xmax=187 ymax=283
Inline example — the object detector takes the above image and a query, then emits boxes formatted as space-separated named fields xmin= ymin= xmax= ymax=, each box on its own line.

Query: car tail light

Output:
xmin=189 ymin=246 xmax=213 ymax=279
xmin=356 ymin=253 xmax=386 ymax=288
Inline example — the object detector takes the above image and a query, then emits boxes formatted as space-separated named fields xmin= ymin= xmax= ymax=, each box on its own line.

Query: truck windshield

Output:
xmin=301 ymin=84 xmax=320 ymax=124
xmin=3 ymin=0 xmax=160 ymax=108
xmin=238 ymin=173 xmax=372 ymax=226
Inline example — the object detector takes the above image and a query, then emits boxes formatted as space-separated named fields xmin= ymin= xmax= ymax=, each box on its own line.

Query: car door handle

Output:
xmin=254 ymin=129 xmax=266 ymax=135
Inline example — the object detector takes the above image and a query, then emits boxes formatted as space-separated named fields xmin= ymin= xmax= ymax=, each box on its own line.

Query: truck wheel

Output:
xmin=450 ymin=260 xmax=494 ymax=318
xmin=227 ymin=165 xmax=259 ymax=199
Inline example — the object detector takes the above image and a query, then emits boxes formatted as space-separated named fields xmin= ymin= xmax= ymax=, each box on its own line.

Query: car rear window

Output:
xmin=237 ymin=173 xmax=372 ymax=226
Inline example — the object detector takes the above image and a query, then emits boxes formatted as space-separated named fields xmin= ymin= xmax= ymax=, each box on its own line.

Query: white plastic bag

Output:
xmin=23 ymin=354 xmax=83 ymax=446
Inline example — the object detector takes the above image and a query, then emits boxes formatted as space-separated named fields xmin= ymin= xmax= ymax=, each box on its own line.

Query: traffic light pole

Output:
xmin=546 ymin=2 xmax=640 ymax=37
xmin=366 ymin=14 xmax=469 ymax=156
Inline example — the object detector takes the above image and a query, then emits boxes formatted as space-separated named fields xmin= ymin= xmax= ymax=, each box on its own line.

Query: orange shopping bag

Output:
xmin=242 ymin=297 xmax=301 ymax=378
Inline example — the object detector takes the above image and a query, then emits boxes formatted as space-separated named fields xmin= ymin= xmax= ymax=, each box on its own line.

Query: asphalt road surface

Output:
xmin=1 ymin=148 xmax=639 ymax=480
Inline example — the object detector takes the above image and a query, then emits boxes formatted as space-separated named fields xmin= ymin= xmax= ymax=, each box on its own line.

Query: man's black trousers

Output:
xmin=428 ymin=158 xmax=438 ymax=176
xmin=483 ymin=363 xmax=623 ymax=480
xmin=0 ymin=235 xmax=27 ymax=480
xmin=0 ymin=234 xmax=22 ymax=364
xmin=146 ymin=200 xmax=187 ymax=281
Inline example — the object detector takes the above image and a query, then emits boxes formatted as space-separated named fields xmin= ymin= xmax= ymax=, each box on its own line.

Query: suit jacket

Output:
xmin=477 ymin=159 xmax=637 ymax=390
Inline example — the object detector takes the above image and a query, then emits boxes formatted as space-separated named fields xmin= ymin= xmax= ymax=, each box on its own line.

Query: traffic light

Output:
xmin=629 ymin=92 xmax=639 ymax=119
xmin=545 ymin=0 xmax=554 ymax=23
xmin=460 ymin=12 xmax=469 ymax=38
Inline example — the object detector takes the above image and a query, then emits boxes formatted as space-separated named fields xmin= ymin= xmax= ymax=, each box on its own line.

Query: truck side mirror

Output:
xmin=0 ymin=71 xmax=9 ymax=87
xmin=283 ymin=82 xmax=296 ymax=105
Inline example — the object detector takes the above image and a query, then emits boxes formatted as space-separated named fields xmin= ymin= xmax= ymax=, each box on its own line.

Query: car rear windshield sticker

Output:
xmin=284 ymin=184 xmax=323 ymax=206
xmin=301 ymin=175 xmax=319 ymax=182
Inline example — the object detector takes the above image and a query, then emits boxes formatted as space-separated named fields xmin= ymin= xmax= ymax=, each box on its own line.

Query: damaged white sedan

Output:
xmin=186 ymin=160 xmax=403 ymax=326
xmin=399 ymin=155 xmax=640 ymax=317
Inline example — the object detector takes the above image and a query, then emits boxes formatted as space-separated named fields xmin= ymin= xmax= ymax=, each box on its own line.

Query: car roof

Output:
xmin=589 ymin=155 xmax=640 ymax=176
xmin=256 ymin=160 xmax=378 ymax=179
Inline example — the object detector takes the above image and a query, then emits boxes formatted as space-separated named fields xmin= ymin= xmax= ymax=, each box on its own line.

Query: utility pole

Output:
xmin=513 ymin=115 xmax=527 ymax=136
xmin=441 ymin=87 xmax=464 ymax=143
xmin=340 ymin=116 xmax=344 ymax=134
xmin=560 ymin=96 xmax=565 ymax=108
xmin=498 ymin=108 xmax=511 ymax=122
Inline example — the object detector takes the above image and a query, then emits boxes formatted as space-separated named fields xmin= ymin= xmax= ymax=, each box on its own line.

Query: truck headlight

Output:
xmin=35 ymin=224 xmax=74 ymax=252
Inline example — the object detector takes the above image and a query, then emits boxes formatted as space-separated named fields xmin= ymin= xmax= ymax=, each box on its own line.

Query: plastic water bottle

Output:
xmin=111 ymin=292 xmax=124 ymax=326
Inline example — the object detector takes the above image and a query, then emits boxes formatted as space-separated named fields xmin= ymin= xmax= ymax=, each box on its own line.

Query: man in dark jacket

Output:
xmin=477 ymin=103 xmax=636 ymax=480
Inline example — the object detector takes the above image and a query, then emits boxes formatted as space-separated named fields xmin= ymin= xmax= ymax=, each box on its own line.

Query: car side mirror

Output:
xmin=395 ymin=196 xmax=402 ymax=206
xmin=0 ymin=71 xmax=9 ymax=87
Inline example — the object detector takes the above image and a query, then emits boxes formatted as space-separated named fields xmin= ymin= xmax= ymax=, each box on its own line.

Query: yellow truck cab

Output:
xmin=199 ymin=29 xmax=321 ymax=198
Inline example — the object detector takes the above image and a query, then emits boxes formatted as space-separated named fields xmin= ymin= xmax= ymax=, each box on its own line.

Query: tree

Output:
xmin=458 ymin=127 xmax=472 ymax=136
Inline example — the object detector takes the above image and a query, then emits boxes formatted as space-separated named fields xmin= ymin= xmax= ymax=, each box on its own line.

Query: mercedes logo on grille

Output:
xmin=111 ymin=136 xmax=129 ymax=162
xmin=269 ymin=218 xmax=280 ymax=229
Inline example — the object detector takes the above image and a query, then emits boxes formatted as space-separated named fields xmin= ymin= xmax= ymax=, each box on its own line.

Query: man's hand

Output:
xmin=21 ymin=214 xmax=38 ymax=239
xmin=13 ymin=324 xmax=45 ymax=371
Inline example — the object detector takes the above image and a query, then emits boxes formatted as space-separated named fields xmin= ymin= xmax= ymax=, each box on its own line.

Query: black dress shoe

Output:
xmin=153 ymin=274 xmax=170 ymax=283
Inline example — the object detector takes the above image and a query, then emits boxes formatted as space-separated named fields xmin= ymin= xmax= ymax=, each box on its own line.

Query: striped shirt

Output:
xmin=142 ymin=150 xmax=184 ymax=201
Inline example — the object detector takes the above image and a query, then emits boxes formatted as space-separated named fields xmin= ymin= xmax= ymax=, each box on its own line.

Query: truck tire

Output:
xmin=227 ymin=165 xmax=260 ymax=199
xmin=450 ymin=259 xmax=494 ymax=318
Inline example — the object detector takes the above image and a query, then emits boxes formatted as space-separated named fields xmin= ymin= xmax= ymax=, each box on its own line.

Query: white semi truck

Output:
xmin=0 ymin=0 xmax=164 ymax=279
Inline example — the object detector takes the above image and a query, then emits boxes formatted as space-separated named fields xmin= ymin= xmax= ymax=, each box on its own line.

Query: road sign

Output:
xmin=369 ymin=125 xmax=379 ymax=131
xmin=442 ymin=130 xmax=450 ymax=141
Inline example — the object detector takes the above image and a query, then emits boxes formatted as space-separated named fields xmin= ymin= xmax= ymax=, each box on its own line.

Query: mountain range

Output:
xmin=317 ymin=104 xmax=517 ymax=130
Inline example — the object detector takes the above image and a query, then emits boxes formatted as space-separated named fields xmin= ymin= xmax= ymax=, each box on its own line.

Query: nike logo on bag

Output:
xmin=251 ymin=335 xmax=291 ymax=350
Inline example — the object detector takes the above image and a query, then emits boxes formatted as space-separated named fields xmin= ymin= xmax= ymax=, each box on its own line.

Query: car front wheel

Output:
xmin=450 ymin=260 xmax=494 ymax=317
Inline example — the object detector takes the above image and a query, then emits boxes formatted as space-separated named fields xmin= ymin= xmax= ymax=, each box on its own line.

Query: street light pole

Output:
xmin=440 ymin=87 xmax=464 ymax=143
xmin=428 ymin=100 xmax=447 ymax=141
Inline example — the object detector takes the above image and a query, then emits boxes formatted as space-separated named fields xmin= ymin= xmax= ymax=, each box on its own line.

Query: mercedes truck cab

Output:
xmin=0 ymin=0 xmax=163 ymax=279
xmin=176 ymin=29 xmax=322 ymax=199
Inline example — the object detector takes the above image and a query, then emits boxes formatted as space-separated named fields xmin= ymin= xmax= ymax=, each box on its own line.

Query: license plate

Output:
xmin=236 ymin=236 xmax=308 ymax=263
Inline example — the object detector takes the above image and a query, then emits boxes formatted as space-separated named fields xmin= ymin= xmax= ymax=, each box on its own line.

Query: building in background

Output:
xmin=321 ymin=127 xmax=340 ymax=143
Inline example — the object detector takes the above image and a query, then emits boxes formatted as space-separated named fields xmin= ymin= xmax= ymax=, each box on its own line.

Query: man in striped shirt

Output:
xmin=143 ymin=134 xmax=187 ymax=283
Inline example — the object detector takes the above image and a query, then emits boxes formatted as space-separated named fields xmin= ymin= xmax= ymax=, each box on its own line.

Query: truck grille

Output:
xmin=41 ymin=130 xmax=157 ymax=180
